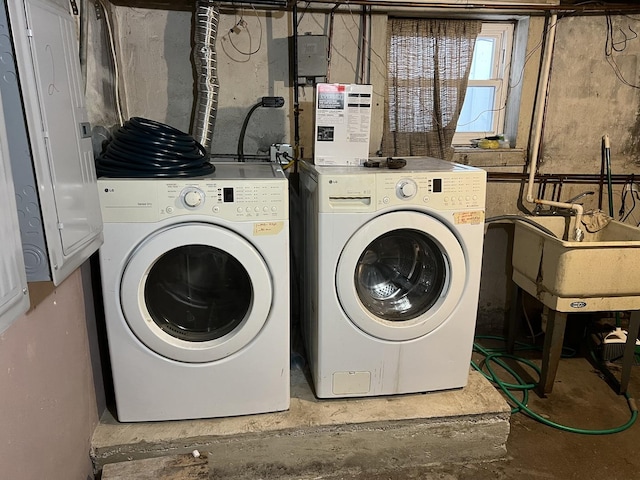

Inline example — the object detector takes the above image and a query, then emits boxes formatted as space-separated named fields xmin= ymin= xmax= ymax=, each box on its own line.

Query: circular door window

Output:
xmin=120 ymin=223 xmax=272 ymax=363
xmin=336 ymin=211 xmax=466 ymax=341
xmin=354 ymin=230 xmax=446 ymax=321
xmin=144 ymin=245 xmax=252 ymax=342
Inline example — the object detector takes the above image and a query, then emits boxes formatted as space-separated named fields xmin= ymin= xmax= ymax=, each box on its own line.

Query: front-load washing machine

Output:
xmin=98 ymin=163 xmax=289 ymax=422
xmin=299 ymin=158 xmax=486 ymax=398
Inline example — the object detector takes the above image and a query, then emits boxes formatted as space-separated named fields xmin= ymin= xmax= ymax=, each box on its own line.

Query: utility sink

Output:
xmin=512 ymin=215 xmax=640 ymax=312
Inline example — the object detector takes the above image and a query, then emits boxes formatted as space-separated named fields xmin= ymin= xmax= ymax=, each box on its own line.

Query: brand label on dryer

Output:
xmin=453 ymin=211 xmax=484 ymax=225
xmin=254 ymin=222 xmax=284 ymax=236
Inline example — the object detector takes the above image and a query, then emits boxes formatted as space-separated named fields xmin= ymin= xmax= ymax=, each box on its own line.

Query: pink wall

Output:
xmin=0 ymin=269 xmax=99 ymax=480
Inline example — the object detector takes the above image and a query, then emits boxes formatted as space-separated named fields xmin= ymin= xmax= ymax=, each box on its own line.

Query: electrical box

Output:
xmin=297 ymin=34 xmax=328 ymax=82
xmin=0 ymin=85 xmax=29 ymax=333
xmin=270 ymin=144 xmax=294 ymax=165
xmin=5 ymin=0 xmax=103 ymax=285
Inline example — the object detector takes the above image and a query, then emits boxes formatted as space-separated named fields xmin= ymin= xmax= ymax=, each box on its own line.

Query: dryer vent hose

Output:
xmin=191 ymin=1 xmax=220 ymax=152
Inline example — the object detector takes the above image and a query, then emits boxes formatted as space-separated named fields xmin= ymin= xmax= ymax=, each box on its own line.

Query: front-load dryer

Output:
xmin=299 ymin=158 xmax=486 ymax=398
xmin=98 ymin=163 xmax=289 ymax=421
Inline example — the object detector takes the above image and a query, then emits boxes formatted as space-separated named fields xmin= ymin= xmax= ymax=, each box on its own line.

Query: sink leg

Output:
xmin=619 ymin=310 xmax=640 ymax=394
xmin=538 ymin=309 xmax=568 ymax=396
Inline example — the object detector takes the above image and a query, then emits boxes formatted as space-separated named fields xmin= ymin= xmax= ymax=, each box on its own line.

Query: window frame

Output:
xmin=453 ymin=22 xmax=514 ymax=145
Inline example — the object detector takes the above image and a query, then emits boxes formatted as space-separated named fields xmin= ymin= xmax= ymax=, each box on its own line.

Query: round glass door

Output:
xmin=144 ymin=245 xmax=252 ymax=342
xmin=355 ymin=230 xmax=446 ymax=322
xmin=120 ymin=223 xmax=272 ymax=363
xmin=336 ymin=211 xmax=466 ymax=341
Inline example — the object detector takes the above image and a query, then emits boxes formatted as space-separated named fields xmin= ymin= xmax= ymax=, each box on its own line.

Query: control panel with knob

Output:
xmin=396 ymin=179 xmax=417 ymax=199
xmin=181 ymin=187 xmax=205 ymax=209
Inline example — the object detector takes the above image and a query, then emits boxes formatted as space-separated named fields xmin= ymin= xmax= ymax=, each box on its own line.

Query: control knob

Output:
xmin=181 ymin=188 xmax=204 ymax=208
xmin=396 ymin=179 xmax=417 ymax=199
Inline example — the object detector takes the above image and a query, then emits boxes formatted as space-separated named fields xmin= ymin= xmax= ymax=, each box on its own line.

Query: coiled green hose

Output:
xmin=473 ymin=336 xmax=637 ymax=435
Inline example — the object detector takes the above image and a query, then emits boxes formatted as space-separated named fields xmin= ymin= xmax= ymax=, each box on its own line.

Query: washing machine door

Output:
xmin=336 ymin=211 xmax=466 ymax=341
xmin=119 ymin=223 xmax=272 ymax=363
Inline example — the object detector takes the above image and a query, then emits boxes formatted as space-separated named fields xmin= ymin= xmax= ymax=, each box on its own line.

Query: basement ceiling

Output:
xmin=105 ymin=0 xmax=640 ymax=12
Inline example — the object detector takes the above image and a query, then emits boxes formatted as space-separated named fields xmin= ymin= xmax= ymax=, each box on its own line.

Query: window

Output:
xmin=382 ymin=18 xmax=482 ymax=160
xmin=453 ymin=23 xmax=514 ymax=145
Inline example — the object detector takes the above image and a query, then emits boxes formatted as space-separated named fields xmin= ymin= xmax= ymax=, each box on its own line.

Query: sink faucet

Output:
xmin=564 ymin=191 xmax=595 ymax=204
xmin=535 ymin=191 xmax=595 ymax=216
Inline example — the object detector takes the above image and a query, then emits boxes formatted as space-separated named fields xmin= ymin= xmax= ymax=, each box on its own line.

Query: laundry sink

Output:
xmin=511 ymin=215 xmax=640 ymax=312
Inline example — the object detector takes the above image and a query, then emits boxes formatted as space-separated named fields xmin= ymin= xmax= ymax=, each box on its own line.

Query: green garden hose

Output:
xmin=473 ymin=337 xmax=637 ymax=435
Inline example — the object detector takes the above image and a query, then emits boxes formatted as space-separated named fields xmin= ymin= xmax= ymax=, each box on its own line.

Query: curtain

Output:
xmin=382 ymin=18 xmax=481 ymax=161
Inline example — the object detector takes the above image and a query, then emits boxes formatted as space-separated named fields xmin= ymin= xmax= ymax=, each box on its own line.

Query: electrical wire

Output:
xmin=237 ymin=101 xmax=263 ymax=162
xmin=296 ymin=1 xmax=312 ymax=27
xmin=98 ymin=0 xmax=125 ymax=125
xmin=619 ymin=176 xmax=640 ymax=224
xmin=473 ymin=337 xmax=637 ymax=435
xmin=95 ymin=117 xmax=212 ymax=178
xmin=605 ymin=13 xmax=640 ymax=90
xmin=224 ymin=5 xmax=263 ymax=57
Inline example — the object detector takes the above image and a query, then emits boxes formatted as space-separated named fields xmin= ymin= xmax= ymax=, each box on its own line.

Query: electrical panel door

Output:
xmin=0 ymin=87 xmax=29 ymax=333
xmin=8 ymin=0 xmax=102 ymax=286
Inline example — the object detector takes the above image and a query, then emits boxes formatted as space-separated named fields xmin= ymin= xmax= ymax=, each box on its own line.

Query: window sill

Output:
xmin=452 ymin=147 xmax=526 ymax=168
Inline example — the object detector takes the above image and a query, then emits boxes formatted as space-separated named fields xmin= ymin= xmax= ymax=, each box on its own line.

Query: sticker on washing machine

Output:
xmin=453 ymin=211 xmax=485 ymax=225
xmin=254 ymin=222 xmax=284 ymax=236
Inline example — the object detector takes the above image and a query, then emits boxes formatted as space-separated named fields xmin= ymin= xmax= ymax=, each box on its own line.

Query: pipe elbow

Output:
xmin=572 ymin=204 xmax=585 ymax=241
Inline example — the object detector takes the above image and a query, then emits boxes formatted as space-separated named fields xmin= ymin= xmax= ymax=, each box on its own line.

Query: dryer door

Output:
xmin=120 ymin=223 xmax=272 ymax=363
xmin=336 ymin=211 xmax=466 ymax=341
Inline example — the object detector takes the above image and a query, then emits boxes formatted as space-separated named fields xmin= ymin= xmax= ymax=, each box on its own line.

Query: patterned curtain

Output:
xmin=382 ymin=18 xmax=481 ymax=160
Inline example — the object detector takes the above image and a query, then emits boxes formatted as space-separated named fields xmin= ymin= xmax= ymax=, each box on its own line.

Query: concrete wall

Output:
xmin=108 ymin=6 xmax=290 ymax=156
xmin=87 ymin=6 xmax=640 ymax=330
xmin=0 ymin=269 xmax=99 ymax=480
xmin=543 ymin=15 xmax=640 ymax=185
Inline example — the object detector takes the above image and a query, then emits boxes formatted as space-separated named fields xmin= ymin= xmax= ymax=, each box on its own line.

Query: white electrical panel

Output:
xmin=7 ymin=0 xmax=103 ymax=286
xmin=0 ymin=87 xmax=29 ymax=333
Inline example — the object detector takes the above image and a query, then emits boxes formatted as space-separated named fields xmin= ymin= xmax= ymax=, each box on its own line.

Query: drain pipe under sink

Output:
xmin=525 ymin=13 xmax=584 ymax=241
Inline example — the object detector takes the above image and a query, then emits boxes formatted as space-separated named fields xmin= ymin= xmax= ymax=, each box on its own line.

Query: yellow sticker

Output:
xmin=453 ymin=211 xmax=485 ymax=225
xmin=254 ymin=222 xmax=284 ymax=236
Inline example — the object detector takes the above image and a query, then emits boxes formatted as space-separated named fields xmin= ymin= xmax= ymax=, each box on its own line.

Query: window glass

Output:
xmin=469 ymin=38 xmax=496 ymax=80
xmin=453 ymin=23 xmax=514 ymax=144
xmin=457 ymin=86 xmax=496 ymax=132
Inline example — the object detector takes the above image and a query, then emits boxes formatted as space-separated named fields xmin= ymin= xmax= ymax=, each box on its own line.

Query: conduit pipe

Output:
xmin=191 ymin=1 xmax=221 ymax=152
xmin=525 ymin=13 xmax=584 ymax=241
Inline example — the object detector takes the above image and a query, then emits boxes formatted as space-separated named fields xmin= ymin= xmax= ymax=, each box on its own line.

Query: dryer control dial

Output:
xmin=396 ymin=179 xmax=417 ymax=199
xmin=181 ymin=188 xmax=205 ymax=208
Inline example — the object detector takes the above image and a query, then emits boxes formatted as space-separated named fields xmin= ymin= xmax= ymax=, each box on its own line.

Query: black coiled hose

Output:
xmin=95 ymin=117 xmax=214 ymax=178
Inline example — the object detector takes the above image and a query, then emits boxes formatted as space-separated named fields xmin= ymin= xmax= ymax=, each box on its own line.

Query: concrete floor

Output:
xmin=96 ymin=344 xmax=640 ymax=479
